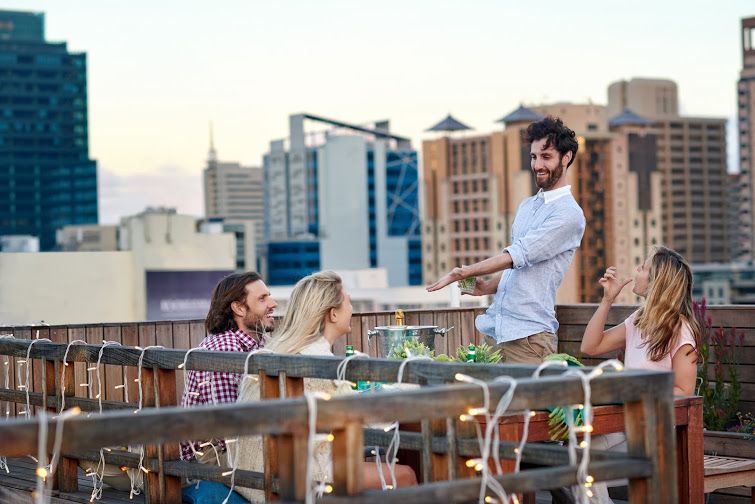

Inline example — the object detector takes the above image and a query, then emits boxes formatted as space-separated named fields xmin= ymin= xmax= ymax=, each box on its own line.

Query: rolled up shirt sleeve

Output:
xmin=505 ymin=206 xmax=585 ymax=269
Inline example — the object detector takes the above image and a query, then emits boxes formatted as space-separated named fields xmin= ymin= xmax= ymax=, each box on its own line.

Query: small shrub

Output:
xmin=694 ymin=298 xmax=745 ymax=431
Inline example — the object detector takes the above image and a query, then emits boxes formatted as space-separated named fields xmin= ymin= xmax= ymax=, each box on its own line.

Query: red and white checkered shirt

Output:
xmin=180 ymin=328 xmax=265 ymax=460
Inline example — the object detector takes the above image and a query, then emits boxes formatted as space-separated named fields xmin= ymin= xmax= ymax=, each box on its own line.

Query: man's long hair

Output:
xmin=634 ymin=246 xmax=703 ymax=362
xmin=523 ymin=116 xmax=579 ymax=168
xmin=205 ymin=271 xmax=262 ymax=335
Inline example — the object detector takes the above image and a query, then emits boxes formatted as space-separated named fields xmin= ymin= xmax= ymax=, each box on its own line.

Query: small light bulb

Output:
xmin=474 ymin=463 xmax=483 ymax=472
xmin=580 ymin=441 xmax=588 ymax=448
xmin=325 ymin=484 xmax=333 ymax=493
xmin=468 ymin=408 xmax=479 ymax=415
xmin=454 ymin=373 xmax=464 ymax=381
xmin=465 ymin=459 xmax=477 ymax=468
xmin=586 ymin=475 xmax=594 ymax=483
xmin=327 ymin=433 xmax=335 ymax=442
xmin=36 ymin=467 xmax=48 ymax=478
xmin=586 ymin=489 xmax=594 ymax=497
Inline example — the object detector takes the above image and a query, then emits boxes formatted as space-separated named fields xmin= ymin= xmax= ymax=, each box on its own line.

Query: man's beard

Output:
xmin=535 ymin=163 xmax=564 ymax=190
xmin=243 ymin=308 xmax=274 ymax=335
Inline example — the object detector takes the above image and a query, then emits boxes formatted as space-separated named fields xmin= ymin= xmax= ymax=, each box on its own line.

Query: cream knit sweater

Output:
xmin=234 ymin=337 xmax=354 ymax=503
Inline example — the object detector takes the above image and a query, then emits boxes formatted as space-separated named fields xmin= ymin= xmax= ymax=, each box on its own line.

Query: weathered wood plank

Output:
xmin=332 ymin=422 xmax=364 ymax=495
xmin=0 ymin=369 xmax=674 ymax=458
xmin=316 ymin=460 xmax=653 ymax=504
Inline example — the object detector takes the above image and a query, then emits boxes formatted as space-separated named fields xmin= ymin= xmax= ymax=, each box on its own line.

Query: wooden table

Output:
xmin=410 ymin=396 xmax=704 ymax=504
xmin=492 ymin=396 xmax=704 ymax=504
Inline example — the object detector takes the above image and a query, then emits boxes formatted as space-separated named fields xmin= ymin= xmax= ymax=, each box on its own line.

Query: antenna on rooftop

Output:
xmin=208 ymin=121 xmax=217 ymax=164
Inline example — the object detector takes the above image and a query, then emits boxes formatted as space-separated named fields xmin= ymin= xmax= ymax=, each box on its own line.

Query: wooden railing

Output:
xmin=0 ymin=339 xmax=680 ymax=503
xmin=1 ymin=303 xmax=752 ymax=416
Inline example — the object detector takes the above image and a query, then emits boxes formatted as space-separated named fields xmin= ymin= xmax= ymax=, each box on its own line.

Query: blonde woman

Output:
xmin=580 ymin=246 xmax=703 ymax=503
xmin=235 ymin=271 xmax=417 ymax=503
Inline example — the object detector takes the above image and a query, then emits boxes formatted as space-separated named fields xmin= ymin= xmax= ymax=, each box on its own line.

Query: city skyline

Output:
xmin=3 ymin=1 xmax=753 ymax=224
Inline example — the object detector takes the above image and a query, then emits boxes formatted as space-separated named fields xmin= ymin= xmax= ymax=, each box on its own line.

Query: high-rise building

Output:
xmin=203 ymin=129 xmax=264 ymax=244
xmin=263 ymin=114 xmax=421 ymax=286
xmin=0 ymin=10 xmax=98 ymax=250
xmin=607 ymin=78 xmax=730 ymax=264
xmin=733 ymin=16 xmax=755 ymax=262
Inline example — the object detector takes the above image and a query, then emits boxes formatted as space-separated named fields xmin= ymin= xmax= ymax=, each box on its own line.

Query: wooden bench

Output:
xmin=704 ymin=455 xmax=755 ymax=499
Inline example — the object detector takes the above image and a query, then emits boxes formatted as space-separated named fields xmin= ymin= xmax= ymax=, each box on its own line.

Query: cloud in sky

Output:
xmin=98 ymin=165 xmax=203 ymax=225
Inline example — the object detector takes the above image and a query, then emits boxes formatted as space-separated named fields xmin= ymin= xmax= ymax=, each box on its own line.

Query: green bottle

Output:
xmin=345 ymin=345 xmax=358 ymax=390
xmin=467 ymin=344 xmax=476 ymax=363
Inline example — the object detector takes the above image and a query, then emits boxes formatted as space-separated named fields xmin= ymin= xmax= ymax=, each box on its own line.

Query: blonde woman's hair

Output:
xmin=265 ymin=270 xmax=344 ymax=355
xmin=634 ymin=246 xmax=703 ymax=362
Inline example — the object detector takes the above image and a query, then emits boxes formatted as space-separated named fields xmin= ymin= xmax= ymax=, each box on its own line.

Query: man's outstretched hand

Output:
xmin=426 ymin=267 xmax=465 ymax=292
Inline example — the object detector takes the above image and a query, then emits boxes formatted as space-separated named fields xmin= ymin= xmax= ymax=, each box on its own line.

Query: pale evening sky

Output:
xmin=3 ymin=1 xmax=753 ymax=224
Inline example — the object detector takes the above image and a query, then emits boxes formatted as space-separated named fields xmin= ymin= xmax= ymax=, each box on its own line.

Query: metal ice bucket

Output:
xmin=366 ymin=325 xmax=454 ymax=358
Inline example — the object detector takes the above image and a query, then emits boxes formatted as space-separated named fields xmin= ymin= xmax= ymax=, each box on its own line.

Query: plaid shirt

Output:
xmin=180 ymin=328 xmax=265 ymax=460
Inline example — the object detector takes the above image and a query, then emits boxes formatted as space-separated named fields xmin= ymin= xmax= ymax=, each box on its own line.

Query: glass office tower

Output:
xmin=0 ymin=10 xmax=98 ymax=250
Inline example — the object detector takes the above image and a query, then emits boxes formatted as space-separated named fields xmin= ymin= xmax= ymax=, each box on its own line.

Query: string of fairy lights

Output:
xmin=0 ymin=333 xmax=630 ymax=504
xmin=455 ymin=358 xmax=624 ymax=504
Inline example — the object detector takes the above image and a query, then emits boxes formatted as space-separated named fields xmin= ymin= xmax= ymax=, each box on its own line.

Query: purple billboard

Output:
xmin=146 ymin=270 xmax=235 ymax=321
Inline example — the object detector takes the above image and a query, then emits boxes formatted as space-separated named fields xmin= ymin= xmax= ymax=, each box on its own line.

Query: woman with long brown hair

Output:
xmin=581 ymin=245 xmax=702 ymax=393
xmin=580 ymin=246 xmax=702 ymax=502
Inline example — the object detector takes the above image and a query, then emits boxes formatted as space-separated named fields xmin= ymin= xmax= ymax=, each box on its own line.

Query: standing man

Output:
xmin=180 ymin=271 xmax=277 ymax=461
xmin=427 ymin=116 xmax=585 ymax=364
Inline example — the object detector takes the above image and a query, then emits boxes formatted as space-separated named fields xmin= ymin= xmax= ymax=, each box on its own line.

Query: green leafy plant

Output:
xmin=453 ymin=342 xmax=502 ymax=364
xmin=542 ymin=353 xmax=585 ymax=440
xmin=694 ymin=298 xmax=745 ymax=431
xmin=388 ymin=338 xmax=434 ymax=359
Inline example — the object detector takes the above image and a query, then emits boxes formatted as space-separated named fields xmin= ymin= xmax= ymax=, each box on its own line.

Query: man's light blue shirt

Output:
xmin=475 ymin=185 xmax=585 ymax=343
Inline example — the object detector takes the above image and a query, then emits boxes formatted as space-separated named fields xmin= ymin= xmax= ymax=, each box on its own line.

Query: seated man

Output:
xmin=180 ymin=271 xmax=276 ymax=503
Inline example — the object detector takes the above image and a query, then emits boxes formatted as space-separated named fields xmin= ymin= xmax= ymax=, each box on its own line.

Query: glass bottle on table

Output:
xmin=467 ymin=344 xmax=476 ymax=363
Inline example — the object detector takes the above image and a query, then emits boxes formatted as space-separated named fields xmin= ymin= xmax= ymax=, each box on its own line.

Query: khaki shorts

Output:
xmin=483 ymin=331 xmax=557 ymax=365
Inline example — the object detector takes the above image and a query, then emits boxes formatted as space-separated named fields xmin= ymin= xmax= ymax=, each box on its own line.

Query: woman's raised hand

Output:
xmin=599 ymin=266 xmax=633 ymax=303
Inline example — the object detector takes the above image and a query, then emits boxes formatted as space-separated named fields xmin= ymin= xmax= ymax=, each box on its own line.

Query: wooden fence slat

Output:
xmin=121 ymin=325 xmax=139 ymax=404
xmin=332 ymin=421 xmax=364 ymax=495
xmin=103 ymin=325 xmax=123 ymax=402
